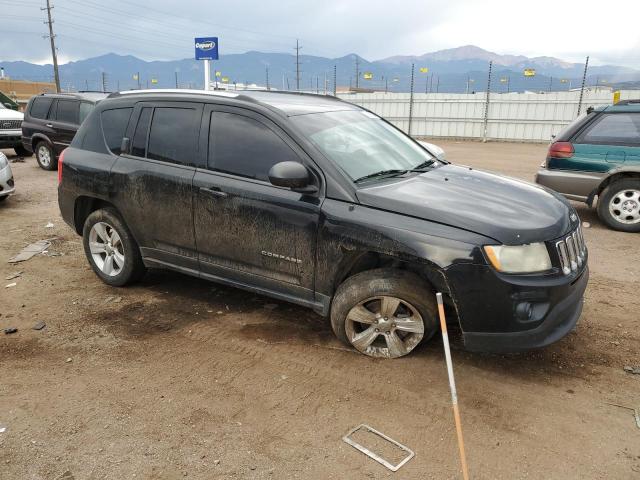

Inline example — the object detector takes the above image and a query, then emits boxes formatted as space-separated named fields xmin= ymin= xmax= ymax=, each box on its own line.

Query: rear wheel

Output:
xmin=14 ymin=145 xmax=32 ymax=157
xmin=597 ymin=179 xmax=640 ymax=232
xmin=35 ymin=141 xmax=56 ymax=170
xmin=82 ymin=208 xmax=146 ymax=286
xmin=330 ymin=268 xmax=438 ymax=358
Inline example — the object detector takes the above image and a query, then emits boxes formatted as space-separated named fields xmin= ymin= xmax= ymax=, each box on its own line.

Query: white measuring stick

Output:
xmin=436 ymin=292 xmax=470 ymax=480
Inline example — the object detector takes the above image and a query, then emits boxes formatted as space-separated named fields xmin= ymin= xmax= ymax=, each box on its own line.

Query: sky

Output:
xmin=1 ymin=0 xmax=639 ymax=68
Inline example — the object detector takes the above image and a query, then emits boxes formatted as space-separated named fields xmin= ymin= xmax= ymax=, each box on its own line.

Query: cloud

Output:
xmin=1 ymin=0 xmax=638 ymax=68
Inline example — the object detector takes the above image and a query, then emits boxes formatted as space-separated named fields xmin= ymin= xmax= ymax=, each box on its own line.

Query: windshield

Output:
xmin=291 ymin=110 xmax=435 ymax=182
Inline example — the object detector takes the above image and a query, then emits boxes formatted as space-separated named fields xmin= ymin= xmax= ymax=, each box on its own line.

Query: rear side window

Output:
xmin=101 ymin=108 xmax=132 ymax=155
xmin=209 ymin=112 xmax=299 ymax=181
xmin=56 ymin=100 xmax=80 ymax=124
xmin=147 ymin=107 xmax=198 ymax=165
xmin=79 ymin=102 xmax=94 ymax=124
xmin=578 ymin=113 xmax=640 ymax=145
xmin=131 ymin=108 xmax=152 ymax=157
xmin=29 ymin=97 xmax=53 ymax=119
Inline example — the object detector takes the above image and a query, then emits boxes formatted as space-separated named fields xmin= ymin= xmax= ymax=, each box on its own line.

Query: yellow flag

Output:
xmin=133 ymin=74 xmax=139 ymax=80
xmin=221 ymin=76 xmax=229 ymax=83
xmin=215 ymin=71 xmax=221 ymax=78
xmin=363 ymin=72 xmax=373 ymax=80
xmin=560 ymin=78 xmax=568 ymax=83
xmin=523 ymin=68 xmax=536 ymax=77
xmin=500 ymin=77 xmax=508 ymax=83
xmin=151 ymin=78 xmax=158 ymax=84
xmin=419 ymin=67 xmax=428 ymax=73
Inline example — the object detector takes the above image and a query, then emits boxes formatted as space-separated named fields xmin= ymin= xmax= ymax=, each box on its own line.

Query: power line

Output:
xmin=354 ymin=56 xmax=360 ymax=89
xmin=41 ymin=0 xmax=60 ymax=92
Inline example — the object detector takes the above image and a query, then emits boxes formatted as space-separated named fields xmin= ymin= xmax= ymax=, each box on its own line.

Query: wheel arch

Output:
xmin=73 ymin=196 xmax=119 ymax=235
xmin=591 ymin=170 xmax=640 ymax=206
xmin=31 ymin=134 xmax=53 ymax=151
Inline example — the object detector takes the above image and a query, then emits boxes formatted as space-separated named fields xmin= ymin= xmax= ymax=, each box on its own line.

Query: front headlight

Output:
xmin=484 ymin=243 xmax=551 ymax=273
xmin=0 ymin=152 xmax=8 ymax=169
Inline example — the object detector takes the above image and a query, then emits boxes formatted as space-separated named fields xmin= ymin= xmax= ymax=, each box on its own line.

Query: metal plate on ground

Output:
xmin=342 ymin=424 xmax=415 ymax=472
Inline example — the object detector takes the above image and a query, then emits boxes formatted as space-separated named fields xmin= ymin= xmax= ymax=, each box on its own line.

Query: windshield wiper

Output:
xmin=354 ymin=169 xmax=409 ymax=184
xmin=408 ymin=159 xmax=436 ymax=171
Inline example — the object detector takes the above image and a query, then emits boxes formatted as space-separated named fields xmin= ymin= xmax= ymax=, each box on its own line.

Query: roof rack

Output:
xmin=107 ymin=88 xmax=245 ymax=100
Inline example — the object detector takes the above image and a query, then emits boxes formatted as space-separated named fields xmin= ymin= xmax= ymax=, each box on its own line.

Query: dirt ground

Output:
xmin=1 ymin=141 xmax=639 ymax=480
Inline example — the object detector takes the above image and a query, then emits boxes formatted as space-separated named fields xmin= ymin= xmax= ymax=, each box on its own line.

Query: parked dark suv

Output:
xmin=58 ymin=89 xmax=589 ymax=358
xmin=21 ymin=92 xmax=107 ymax=170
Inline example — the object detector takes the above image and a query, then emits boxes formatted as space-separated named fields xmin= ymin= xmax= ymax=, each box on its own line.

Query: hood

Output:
xmin=0 ymin=108 xmax=23 ymax=121
xmin=356 ymin=164 xmax=575 ymax=245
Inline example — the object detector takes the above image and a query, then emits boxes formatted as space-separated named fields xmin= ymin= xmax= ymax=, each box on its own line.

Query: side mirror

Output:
xmin=268 ymin=161 xmax=316 ymax=192
xmin=120 ymin=137 xmax=130 ymax=155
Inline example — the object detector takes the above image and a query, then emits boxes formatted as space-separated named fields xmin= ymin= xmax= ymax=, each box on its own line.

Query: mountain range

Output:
xmin=1 ymin=45 xmax=638 ymax=94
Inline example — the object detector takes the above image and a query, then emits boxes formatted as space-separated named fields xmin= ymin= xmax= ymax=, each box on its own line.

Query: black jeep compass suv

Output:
xmin=57 ymin=89 xmax=589 ymax=358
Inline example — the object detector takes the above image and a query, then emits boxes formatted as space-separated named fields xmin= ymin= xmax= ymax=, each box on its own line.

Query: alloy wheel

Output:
xmin=345 ymin=296 xmax=425 ymax=358
xmin=37 ymin=145 xmax=51 ymax=167
xmin=88 ymin=221 xmax=125 ymax=276
xmin=609 ymin=189 xmax=640 ymax=225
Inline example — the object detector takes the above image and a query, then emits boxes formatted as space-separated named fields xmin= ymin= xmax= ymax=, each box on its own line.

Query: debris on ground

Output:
xmin=343 ymin=424 xmax=415 ymax=472
xmin=9 ymin=157 xmax=24 ymax=163
xmin=5 ymin=282 xmax=17 ymax=288
xmin=65 ymin=358 xmax=72 ymax=363
xmin=5 ymin=271 xmax=23 ymax=281
xmin=624 ymin=366 xmax=640 ymax=375
xmin=8 ymin=240 xmax=51 ymax=263
xmin=582 ymin=222 xmax=591 ymax=228
xmin=0 ymin=426 xmax=6 ymax=433
xmin=43 ymin=251 xmax=64 ymax=257
xmin=32 ymin=321 xmax=46 ymax=331
xmin=45 ymin=222 xmax=54 ymax=228
xmin=4 ymin=328 xmax=18 ymax=334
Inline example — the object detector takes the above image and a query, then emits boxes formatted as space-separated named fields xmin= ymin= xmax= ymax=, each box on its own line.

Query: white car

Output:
xmin=0 ymin=102 xmax=30 ymax=157
xmin=0 ymin=151 xmax=15 ymax=202
xmin=418 ymin=140 xmax=446 ymax=161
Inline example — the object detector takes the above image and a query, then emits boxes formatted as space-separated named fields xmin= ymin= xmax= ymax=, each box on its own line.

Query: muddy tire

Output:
xmin=597 ymin=179 xmax=640 ymax=233
xmin=35 ymin=141 xmax=56 ymax=171
xmin=330 ymin=268 xmax=438 ymax=358
xmin=82 ymin=208 xmax=146 ymax=286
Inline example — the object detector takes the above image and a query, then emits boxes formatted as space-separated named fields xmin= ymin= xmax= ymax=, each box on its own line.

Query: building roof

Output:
xmin=109 ymin=89 xmax=357 ymax=116
xmin=0 ymin=79 xmax=57 ymax=107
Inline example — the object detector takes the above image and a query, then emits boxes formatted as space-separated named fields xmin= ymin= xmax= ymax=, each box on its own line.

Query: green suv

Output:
xmin=536 ymin=100 xmax=640 ymax=232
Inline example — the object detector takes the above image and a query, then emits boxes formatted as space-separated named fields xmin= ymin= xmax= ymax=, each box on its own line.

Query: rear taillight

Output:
xmin=58 ymin=148 xmax=66 ymax=184
xmin=547 ymin=141 xmax=574 ymax=159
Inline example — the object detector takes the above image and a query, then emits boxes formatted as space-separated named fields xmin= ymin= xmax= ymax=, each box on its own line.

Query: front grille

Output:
xmin=555 ymin=225 xmax=586 ymax=275
xmin=0 ymin=120 xmax=21 ymax=130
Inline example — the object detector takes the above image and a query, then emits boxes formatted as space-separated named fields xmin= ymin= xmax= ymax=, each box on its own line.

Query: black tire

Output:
xmin=14 ymin=145 xmax=32 ymax=157
xmin=330 ymin=268 xmax=438 ymax=358
xmin=34 ymin=141 xmax=57 ymax=171
xmin=82 ymin=208 xmax=146 ymax=286
xmin=0 ymin=195 xmax=7 ymax=202
xmin=597 ymin=179 xmax=640 ymax=233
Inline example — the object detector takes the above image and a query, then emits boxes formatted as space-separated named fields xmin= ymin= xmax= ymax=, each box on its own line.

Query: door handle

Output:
xmin=200 ymin=186 xmax=228 ymax=198
xmin=46 ymin=123 xmax=53 ymax=128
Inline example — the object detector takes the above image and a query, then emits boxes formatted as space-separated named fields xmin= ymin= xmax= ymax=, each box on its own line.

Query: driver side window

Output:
xmin=208 ymin=111 xmax=299 ymax=182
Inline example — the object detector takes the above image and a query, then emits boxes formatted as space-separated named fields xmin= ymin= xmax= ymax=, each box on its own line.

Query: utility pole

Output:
xmin=548 ymin=76 xmax=553 ymax=92
xmin=577 ymin=56 xmax=589 ymax=117
xmin=482 ymin=61 xmax=492 ymax=143
xmin=354 ymin=56 xmax=360 ymax=89
xmin=408 ymin=63 xmax=415 ymax=136
xmin=333 ymin=64 xmax=337 ymax=96
xmin=265 ymin=66 xmax=270 ymax=90
xmin=294 ymin=39 xmax=302 ymax=91
xmin=42 ymin=0 xmax=60 ymax=92
xmin=175 ymin=71 xmax=178 ymax=88
xmin=101 ymin=71 xmax=107 ymax=93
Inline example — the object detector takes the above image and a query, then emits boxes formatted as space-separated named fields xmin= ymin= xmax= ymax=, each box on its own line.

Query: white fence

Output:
xmin=337 ymin=90 xmax=640 ymax=142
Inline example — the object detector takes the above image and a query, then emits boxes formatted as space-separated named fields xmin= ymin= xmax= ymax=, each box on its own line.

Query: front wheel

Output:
xmin=82 ymin=208 xmax=146 ymax=286
xmin=35 ymin=141 xmax=56 ymax=170
xmin=597 ymin=179 xmax=640 ymax=232
xmin=330 ymin=268 xmax=438 ymax=358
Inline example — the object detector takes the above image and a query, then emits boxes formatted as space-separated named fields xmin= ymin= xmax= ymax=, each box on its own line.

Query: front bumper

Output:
xmin=535 ymin=167 xmax=605 ymax=203
xmin=444 ymin=261 xmax=589 ymax=353
xmin=0 ymin=130 xmax=23 ymax=148
xmin=0 ymin=165 xmax=15 ymax=197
